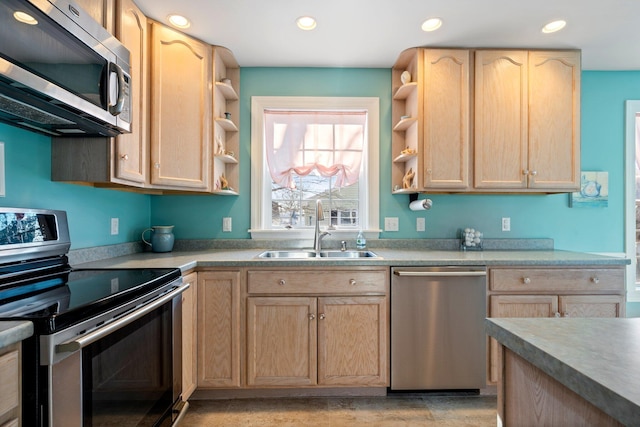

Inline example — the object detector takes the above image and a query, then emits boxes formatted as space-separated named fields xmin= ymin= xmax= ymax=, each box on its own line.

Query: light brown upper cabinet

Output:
xmin=73 ymin=0 xmax=115 ymax=33
xmin=114 ymin=0 xmax=149 ymax=186
xmin=392 ymin=47 xmax=580 ymax=194
xmin=422 ymin=49 xmax=471 ymax=190
xmin=211 ymin=47 xmax=240 ymax=195
xmin=474 ymin=50 xmax=581 ymax=192
xmin=51 ymin=0 xmax=149 ymax=189
xmin=150 ymin=22 xmax=212 ymax=191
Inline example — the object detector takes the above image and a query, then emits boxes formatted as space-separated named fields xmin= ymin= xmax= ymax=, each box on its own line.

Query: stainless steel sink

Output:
xmin=318 ymin=250 xmax=379 ymax=258
xmin=257 ymin=250 xmax=379 ymax=259
xmin=257 ymin=250 xmax=317 ymax=258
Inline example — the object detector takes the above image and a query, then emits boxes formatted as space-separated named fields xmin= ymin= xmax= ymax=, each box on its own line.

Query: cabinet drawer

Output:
xmin=490 ymin=268 xmax=624 ymax=293
xmin=248 ymin=269 xmax=388 ymax=295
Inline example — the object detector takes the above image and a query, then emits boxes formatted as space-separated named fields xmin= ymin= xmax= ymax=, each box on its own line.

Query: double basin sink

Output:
xmin=258 ymin=250 xmax=379 ymax=259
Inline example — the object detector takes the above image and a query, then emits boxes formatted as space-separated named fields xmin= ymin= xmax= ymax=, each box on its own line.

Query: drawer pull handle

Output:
xmin=522 ymin=277 xmax=531 ymax=284
xmin=309 ymin=313 xmax=315 ymax=320
xmin=349 ymin=279 xmax=357 ymax=286
xmin=319 ymin=313 xmax=326 ymax=320
xmin=591 ymin=276 xmax=600 ymax=284
xmin=278 ymin=279 xmax=286 ymax=286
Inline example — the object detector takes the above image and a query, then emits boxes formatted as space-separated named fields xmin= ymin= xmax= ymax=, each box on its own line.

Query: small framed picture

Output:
xmin=570 ymin=171 xmax=608 ymax=208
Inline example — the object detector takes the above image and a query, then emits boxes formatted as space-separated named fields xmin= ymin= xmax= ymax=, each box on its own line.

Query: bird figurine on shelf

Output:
xmin=220 ymin=174 xmax=229 ymax=190
xmin=402 ymin=168 xmax=415 ymax=189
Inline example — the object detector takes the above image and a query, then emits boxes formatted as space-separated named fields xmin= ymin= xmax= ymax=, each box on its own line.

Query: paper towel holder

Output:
xmin=408 ymin=193 xmax=433 ymax=210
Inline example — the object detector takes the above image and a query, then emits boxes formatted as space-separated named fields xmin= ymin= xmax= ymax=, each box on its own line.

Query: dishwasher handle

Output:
xmin=393 ymin=270 xmax=486 ymax=277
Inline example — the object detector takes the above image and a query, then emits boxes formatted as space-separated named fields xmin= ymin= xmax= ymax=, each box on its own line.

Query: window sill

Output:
xmin=249 ymin=229 xmax=381 ymax=241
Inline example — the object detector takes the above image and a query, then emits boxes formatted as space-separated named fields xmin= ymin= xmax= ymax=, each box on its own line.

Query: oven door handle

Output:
xmin=56 ymin=283 xmax=189 ymax=354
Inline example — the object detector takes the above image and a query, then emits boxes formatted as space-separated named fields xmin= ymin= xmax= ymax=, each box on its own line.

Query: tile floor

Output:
xmin=181 ymin=393 xmax=497 ymax=426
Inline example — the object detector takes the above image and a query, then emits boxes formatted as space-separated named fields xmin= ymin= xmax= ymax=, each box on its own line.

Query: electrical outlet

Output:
xmin=110 ymin=218 xmax=119 ymax=235
xmin=384 ymin=217 xmax=399 ymax=232
xmin=223 ymin=217 xmax=232 ymax=232
xmin=502 ymin=217 xmax=511 ymax=232
xmin=416 ymin=217 xmax=425 ymax=232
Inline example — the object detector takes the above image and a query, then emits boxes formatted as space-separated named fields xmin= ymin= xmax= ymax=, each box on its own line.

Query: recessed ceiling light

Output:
xmin=13 ymin=11 xmax=38 ymax=25
xmin=167 ymin=14 xmax=191 ymax=29
xmin=421 ymin=18 xmax=443 ymax=32
xmin=542 ymin=20 xmax=566 ymax=34
xmin=296 ymin=16 xmax=317 ymax=31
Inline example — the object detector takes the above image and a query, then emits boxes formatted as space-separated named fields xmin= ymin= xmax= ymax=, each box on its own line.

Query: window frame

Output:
xmin=250 ymin=96 xmax=380 ymax=240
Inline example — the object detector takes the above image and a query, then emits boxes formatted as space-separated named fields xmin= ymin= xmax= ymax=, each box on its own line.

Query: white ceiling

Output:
xmin=135 ymin=0 xmax=640 ymax=70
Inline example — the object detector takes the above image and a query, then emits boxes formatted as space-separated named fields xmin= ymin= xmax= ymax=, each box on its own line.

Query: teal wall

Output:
xmin=152 ymin=68 xmax=640 ymax=253
xmin=3 ymin=68 xmax=638 ymax=252
xmin=2 ymin=67 xmax=640 ymax=313
xmin=0 ymin=124 xmax=150 ymax=249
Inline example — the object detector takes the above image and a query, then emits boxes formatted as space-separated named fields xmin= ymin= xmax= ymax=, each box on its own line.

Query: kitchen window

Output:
xmin=250 ymin=96 xmax=380 ymax=240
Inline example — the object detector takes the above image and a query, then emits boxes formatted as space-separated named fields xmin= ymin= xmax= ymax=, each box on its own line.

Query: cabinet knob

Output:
xmin=522 ymin=277 xmax=531 ymax=284
xmin=278 ymin=279 xmax=286 ymax=286
xmin=120 ymin=154 xmax=129 ymax=160
xmin=319 ymin=313 xmax=326 ymax=320
xmin=554 ymin=312 xmax=561 ymax=318
xmin=426 ymin=169 xmax=432 ymax=175
xmin=309 ymin=313 xmax=316 ymax=320
xmin=154 ymin=163 xmax=160 ymax=169
xmin=349 ymin=279 xmax=357 ymax=286
xmin=522 ymin=169 xmax=529 ymax=176
xmin=530 ymin=170 xmax=538 ymax=176
xmin=591 ymin=276 xmax=600 ymax=284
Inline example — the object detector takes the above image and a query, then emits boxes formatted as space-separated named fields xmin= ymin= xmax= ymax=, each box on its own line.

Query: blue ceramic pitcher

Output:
xmin=142 ymin=225 xmax=175 ymax=252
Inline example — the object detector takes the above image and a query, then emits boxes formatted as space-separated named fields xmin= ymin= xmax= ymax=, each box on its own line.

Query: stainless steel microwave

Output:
xmin=0 ymin=0 xmax=132 ymax=137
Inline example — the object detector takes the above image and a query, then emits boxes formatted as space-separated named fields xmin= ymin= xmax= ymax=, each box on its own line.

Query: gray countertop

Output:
xmin=486 ymin=317 xmax=640 ymax=426
xmin=73 ymin=248 xmax=629 ymax=271
xmin=0 ymin=321 xmax=33 ymax=349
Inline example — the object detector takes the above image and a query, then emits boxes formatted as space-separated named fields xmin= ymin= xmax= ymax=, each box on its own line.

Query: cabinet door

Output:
xmin=0 ymin=344 xmax=20 ymax=424
xmin=474 ymin=50 xmax=528 ymax=189
xmin=197 ymin=271 xmax=241 ymax=388
xmin=528 ymin=51 xmax=581 ymax=190
xmin=74 ymin=0 xmax=115 ymax=32
xmin=317 ymin=297 xmax=388 ymax=386
xmin=423 ymin=49 xmax=471 ymax=190
xmin=559 ymin=295 xmax=625 ymax=318
xmin=180 ymin=272 xmax=197 ymax=400
xmin=247 ymin=297 xmax=317 ymax=386
xmin=150 ymin=23 xmax=211 ymax=190
xmin=489 ymin=295 xmax=558 ymax=383
xmin=114 ymin=0 xmax=148 ymax=185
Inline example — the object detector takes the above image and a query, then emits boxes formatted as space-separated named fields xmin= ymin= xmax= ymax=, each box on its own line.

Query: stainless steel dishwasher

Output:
xmin=390 ymin=266 xmax=487 ymax=390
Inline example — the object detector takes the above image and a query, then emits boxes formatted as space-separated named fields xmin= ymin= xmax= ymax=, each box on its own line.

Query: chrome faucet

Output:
xmin=313 ymin=199 xmax=330 ymax=252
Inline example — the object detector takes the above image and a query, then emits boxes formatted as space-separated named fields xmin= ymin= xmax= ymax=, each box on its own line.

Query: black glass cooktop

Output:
xmin=0 ymin=267 xmax=181 ymax=334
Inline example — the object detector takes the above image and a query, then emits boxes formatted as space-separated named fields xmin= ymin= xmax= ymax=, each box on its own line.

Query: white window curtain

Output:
xmin=264 ymin=110 xmax=366 ymax=188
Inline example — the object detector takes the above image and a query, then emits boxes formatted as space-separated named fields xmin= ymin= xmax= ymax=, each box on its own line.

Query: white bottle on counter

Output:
xmin=356 ymin=230 xmax=366 ymax=249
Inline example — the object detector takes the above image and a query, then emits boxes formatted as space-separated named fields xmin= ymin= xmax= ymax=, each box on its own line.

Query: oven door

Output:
xmin=47 ymin=284 xmax=186 ymax=427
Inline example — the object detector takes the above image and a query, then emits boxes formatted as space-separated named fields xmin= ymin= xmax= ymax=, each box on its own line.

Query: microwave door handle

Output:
xmin=108 ymin=62 xmax=125 ymax=116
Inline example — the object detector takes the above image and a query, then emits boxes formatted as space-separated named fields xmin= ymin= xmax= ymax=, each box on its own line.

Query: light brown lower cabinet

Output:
xmin=197 ymin=270 xmax=242 ymax=388
xmin=181 ymin=272 xmax=198 ymax=400
xmin=498 ymin=345 xmax=623 ymax=426
xmin=246 ymin=295 xmax=387 ymax=387
xmin=246 ymin=268 xmax=389 ymax=388
xmin=0 ymin=343 xmax=20 ymax=427
xmin=487 ymin=266 xmax=625 ymax=383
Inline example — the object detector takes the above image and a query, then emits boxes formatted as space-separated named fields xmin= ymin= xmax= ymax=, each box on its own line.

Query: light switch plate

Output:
xmin=384 ymin=217 xmax=399 ymax=232
xmin=416 ymin=217 xmax=425 ymax=232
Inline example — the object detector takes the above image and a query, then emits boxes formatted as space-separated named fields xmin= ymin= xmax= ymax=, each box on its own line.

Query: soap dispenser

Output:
xmin=356 ymin=229 xmax=366 ymax=249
